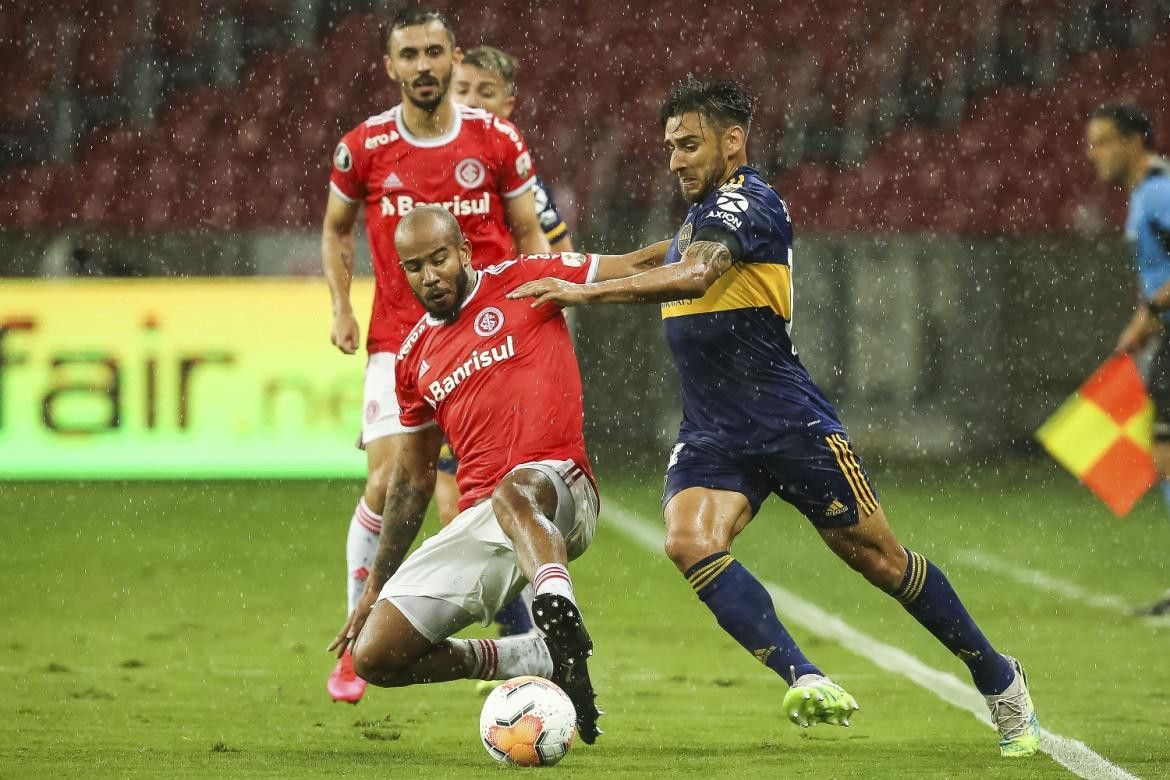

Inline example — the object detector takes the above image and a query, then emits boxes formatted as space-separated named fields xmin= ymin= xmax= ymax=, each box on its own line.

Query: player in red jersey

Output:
xmin=328 ymin=205 xmax=667 ymax=744
xmin=450 ymin=45 xmax=579 ymax=640
xmin=321 ymin=6 xmax=550 ymax=703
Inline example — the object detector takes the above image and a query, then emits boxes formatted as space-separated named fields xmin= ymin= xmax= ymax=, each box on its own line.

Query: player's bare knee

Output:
xmin=352 ymin=637 xmax=414 ymax=685
xmin=853 ymin=545 xmax=906 ymax=591
xmin=663 ymin=527 xmax=719 ymax=572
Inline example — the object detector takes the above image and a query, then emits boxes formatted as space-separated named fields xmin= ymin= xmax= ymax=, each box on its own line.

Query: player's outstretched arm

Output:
xmin=504 ymin=189 xmax=552 ymax=255
xmin=592 ymin=239 xmax=673 ymax=282
xmin=328 ymin=425 xmax=443 ymax=657
xmin=509 ymin=240 xmax=732 ymax=308
xmin=322 ymin=191 xmax=362 ymax=354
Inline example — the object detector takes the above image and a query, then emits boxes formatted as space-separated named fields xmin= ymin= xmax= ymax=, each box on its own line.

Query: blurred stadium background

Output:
xmin=3 ymin=0 xmax=1169 ymax=476
xmin=4 ymin=2 xmax=1170 ymax=776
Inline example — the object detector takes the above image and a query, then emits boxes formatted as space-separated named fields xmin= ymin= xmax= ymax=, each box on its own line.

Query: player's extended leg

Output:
xmin=663 ymin=487 xmax=858 ymax=727
xmin=491 ymin=468 xmax=602 ymax=743
xmin=352 ymin=598 xmax=553 ymax=687
xmin=816 ymin=503 xmax=1039 ymax=756
xmin=437 ymin=447 xmax=532 ymax=636
xmin=329 ymin=433 xmax=403 ymax=703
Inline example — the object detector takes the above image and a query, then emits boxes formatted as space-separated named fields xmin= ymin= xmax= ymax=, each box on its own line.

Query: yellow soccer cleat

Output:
xmin=782 ymin=672 xmax=860 ymax=728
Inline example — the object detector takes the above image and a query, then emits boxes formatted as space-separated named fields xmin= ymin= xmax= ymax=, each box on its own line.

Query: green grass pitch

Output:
xmin=2 ymin=464 xmax=1169 ymax=778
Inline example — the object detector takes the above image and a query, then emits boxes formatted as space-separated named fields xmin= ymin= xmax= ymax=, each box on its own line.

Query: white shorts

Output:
xmin=379 ymin=459 xmax=599 ymax=643
xmin=361 ymin=352 xmax=407 ymax=444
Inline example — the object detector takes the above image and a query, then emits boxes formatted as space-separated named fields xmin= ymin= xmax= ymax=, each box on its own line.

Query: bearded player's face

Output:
xmin=664 ymin=112 xmax=728 ymax=203
xmin=399 ymin=234 xmax=474 ymax=322
xmin=385 ymin=21 xmax=460 ymax=112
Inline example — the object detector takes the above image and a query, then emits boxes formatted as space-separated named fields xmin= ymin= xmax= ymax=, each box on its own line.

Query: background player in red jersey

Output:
xmin=320 ymin=6 xmax=550 ymax=703
xmin=453 ymin=46 xmax=574 ymax=254
xmin=328 ymin=205 xmax=666 ymax=743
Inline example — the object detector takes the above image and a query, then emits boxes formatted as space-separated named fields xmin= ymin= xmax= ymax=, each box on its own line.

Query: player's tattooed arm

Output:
xmin=508 ymin=239 xmax=732 ymax=307
xmin=329 ymin=426 xmax=442 ymax=657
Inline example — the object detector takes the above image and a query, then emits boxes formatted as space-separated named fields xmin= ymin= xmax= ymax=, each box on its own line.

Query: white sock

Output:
xmin=457 ymin=636 xmax=553 ymax=680
xmin=345 ymin=497 xmax=382 ymax=613
xmin=533 ymin=563 xmax=575 ymax=603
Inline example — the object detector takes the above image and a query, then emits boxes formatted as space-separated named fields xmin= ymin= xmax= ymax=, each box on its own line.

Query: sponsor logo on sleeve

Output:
xmin=492 ymin=117 xmax=524 ymax=151
xmin=715 ymin=191 xmax=749 ymax=213
xmin=473 ymin=307 xmax=505 ymax=337
xmin=454 ymin=158 xmax=486 ymax=189
xmin=515 ymin=151 xmax=532 ymax=180
xmin=559 ymin=252 xmax=587 ymax=268
xmin=333 ymin=142 xmax=352 ymax=172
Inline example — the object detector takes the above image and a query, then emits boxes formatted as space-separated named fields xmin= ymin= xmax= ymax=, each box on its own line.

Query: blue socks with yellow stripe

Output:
xmin=893 ymin=548 xmax=1014 ymax=695
xmin=685 ymin=552 xmax=821 ymax=683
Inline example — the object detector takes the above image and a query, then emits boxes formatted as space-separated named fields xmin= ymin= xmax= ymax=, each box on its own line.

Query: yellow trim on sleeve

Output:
xmin=660 ymin=262 xmax=791 ymax=320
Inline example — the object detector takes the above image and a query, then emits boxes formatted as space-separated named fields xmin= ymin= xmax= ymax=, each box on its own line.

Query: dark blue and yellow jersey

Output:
xmin=662 ymin=165 xmax=843 ymax=453
xmin=534 ymin=175 xmax=569 ymax=244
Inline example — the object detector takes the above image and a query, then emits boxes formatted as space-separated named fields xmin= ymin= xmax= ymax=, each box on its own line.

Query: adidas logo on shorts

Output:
xmin=825 ymin=499 xmax=849 ymax=517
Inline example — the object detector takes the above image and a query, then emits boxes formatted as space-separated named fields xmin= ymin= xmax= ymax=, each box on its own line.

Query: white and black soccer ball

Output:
xmin=479 ymin=676 xmax=577 ymax=766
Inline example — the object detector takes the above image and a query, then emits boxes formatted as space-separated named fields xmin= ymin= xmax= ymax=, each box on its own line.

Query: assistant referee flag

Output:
xmin=1036 ymin=353 xmax=1156 ymax=517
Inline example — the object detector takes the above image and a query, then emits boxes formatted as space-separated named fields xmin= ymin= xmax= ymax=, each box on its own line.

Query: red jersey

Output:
xmin=330 ymin=104 xmax=537 ymax=354
xmin=395 ymin=253 xmax=600 ymax=511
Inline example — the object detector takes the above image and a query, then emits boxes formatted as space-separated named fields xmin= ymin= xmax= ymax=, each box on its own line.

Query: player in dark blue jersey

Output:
xmin=511 ymin=76 xmax=1040 ymax=757
xmin=1086 ymin=104 xmax=1170 ymax=616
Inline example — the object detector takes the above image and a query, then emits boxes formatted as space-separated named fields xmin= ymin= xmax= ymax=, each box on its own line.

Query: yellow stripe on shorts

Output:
xmin=825 ymin=434 xmax=878 ymax=516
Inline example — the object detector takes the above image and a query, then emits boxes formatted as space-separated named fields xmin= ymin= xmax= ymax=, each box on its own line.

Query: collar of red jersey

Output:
xmin=394 ymin=104 xmax=464 ymax=148
xmin=425 ymin=271 xmax=483 ymax=326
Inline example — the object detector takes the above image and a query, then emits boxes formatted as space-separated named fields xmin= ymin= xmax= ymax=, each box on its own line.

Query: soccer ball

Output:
xmin=479 ymin=676 xmax=577 ymax=766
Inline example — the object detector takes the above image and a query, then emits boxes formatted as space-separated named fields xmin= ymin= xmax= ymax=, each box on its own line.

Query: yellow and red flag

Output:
xmin=1036 ymin=353 xmax=1156 ymax=516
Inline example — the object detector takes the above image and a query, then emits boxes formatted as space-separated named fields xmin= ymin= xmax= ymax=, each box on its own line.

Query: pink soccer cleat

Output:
xmin=328 ymin=649 xmax=367 ymax=703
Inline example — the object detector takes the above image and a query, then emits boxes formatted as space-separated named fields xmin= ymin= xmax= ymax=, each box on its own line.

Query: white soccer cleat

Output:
xmin=985 ymin=655 xmax=1041 ymax=757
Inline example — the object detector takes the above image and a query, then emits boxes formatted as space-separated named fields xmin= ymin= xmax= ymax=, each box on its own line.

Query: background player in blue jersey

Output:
xmin=511 ymin=75 xmax=1040 ymax=758
xmin=1086 ymin=104 xmax=1170 ymax=616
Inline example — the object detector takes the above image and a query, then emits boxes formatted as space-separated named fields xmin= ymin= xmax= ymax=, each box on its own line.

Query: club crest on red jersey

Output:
xmin=474 ymin=307 xmax=505 ymax=337
xmin=455 ymin=158 xmax=486 ymax=189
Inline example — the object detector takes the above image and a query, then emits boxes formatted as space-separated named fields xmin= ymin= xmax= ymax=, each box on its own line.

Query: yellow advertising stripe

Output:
xmin=826 ymin=435 xmax=877 ymax=516
xmin=687 ymin=554 xmax=731 ymax=588
xmin=660 ymin=262 xmax=791 ymax=320
xmin=832 ymin=434 xmax=879 ymax=514
xmin=691 ymin=555 xmax=735 ymax=592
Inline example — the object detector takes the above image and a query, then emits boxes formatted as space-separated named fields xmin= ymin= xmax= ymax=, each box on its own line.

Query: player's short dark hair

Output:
xmin=1092 ymin=103 xmax=1155 ymax=150
xmin=660 ymin=75 xmax=756 ymax=135
xmin=386 ymin=5 xmax=455 ymax=55
xmin=462 ymin=46 xmax=518 ymax=95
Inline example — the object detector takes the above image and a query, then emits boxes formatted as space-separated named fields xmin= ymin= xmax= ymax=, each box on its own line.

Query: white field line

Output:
xmin=603 ymin=503 xmax=1139 ymax=780
xmin=950 ymin=549 xmax=1132 ymax=614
